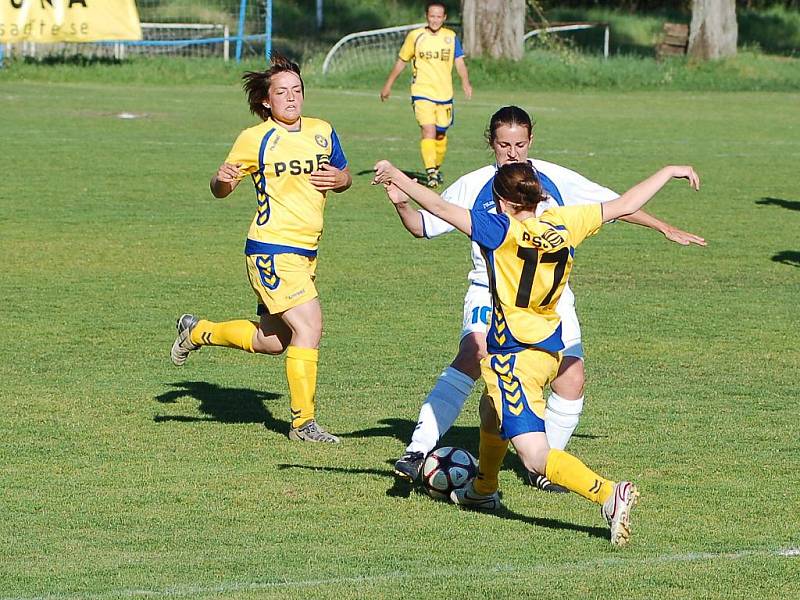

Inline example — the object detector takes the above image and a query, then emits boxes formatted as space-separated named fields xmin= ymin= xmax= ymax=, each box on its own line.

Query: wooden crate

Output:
xmin=656 ymin=22 xmax=689 ymax=59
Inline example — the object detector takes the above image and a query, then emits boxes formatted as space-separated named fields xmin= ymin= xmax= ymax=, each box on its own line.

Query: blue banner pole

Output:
xmin=0 ymin=44 xmax=4 ymax=69
xmin=235 ymin=0 xmax=248 ymax=63
xmin=265 ymin=0 xmax=272 ymax=61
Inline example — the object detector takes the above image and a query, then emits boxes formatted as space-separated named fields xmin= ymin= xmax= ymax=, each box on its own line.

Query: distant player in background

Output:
xmin=380 ymin=1 xmax=472 ymax=189
xmin=170 ymin=53 xmax=351 ymax=443
xmin=374 ymin=158 xmax=701 ymax=546
xmin=388 ymin=106 xmax=706 ymax=487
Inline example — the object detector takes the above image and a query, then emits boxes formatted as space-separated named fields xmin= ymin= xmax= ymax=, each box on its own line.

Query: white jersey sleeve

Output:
xmin=532 ymin=158 xmax=618 ymax=206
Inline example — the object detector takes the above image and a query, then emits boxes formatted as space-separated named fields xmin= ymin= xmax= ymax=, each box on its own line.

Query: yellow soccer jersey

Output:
xmin=225 ymin=116 xmax=348 ymax=256
xmin=470 ymin=204 xmax=603 ymax=354
xmin=398 ymin=26 xmax=464 ymax=102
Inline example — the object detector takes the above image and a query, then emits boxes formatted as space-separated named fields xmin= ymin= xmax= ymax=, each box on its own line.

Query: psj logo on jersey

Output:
xmin=522 ymin=229 xmax=564 ymax=250
xmin=274 ymin=154 xmax=330 ymax=177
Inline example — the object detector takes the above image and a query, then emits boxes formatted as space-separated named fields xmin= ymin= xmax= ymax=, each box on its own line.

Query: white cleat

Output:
xmin=601 ymin=481 xmax=640 ymax=547
xmin=450 ymin=481 xmax=501 ymax=511
xmin=170 ymin=313 xmax=200 ymax=366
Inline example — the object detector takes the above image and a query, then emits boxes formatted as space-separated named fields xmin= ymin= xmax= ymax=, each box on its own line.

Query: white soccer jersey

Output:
xmin=420 ymin=159 xmax=619 ymax=300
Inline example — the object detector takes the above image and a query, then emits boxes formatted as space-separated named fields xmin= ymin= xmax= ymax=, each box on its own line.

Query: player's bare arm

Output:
xmin=310 ymin=163 xmax=352 ymax=193
xmin=383 ymin=182 xmax=425 ymax=237
xmin=455 ymin=57 xmax=472 ymax=100
xmin=210 ymin=162 xmax=242 ymax=198
xmin=380 ymin=59 xmax=407 ymax=102
xmin=374 ymin=160 xmax=471 ymax=235
xmin=602 ymin=166 xmax=700 ymax=223
xmin=620 ymin=210 xmax=707 ymax=246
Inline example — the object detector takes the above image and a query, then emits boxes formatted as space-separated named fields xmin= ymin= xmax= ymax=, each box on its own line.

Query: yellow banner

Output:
xmin=0 ymin=1 xmax=142 ymax=43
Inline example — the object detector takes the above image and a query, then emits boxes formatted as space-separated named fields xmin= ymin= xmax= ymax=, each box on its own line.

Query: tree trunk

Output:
xmin=688 ymin=0 xmax=738 ymax=60
xmin=461 ymin=0 xmax=525 ymax=60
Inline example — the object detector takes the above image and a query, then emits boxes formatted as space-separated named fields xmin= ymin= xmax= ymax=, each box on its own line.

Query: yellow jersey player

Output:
xmin=373 ymin=159 xmax=700 ymax=546
xmin=170 ymin=53 xmax=352 ymax=443
xmin=380 ymin=1 xmax=472 ymax=189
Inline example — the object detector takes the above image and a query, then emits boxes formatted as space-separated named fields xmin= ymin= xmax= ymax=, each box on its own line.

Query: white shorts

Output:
xmin=460 ymin=283 xmax=584 ymax=359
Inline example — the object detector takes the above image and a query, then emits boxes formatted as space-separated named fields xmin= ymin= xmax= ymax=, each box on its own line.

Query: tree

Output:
xmin=460 ymin=0 xmax=526 ymax=60
xmin=688 ymin=0 xmax=738 ymax=60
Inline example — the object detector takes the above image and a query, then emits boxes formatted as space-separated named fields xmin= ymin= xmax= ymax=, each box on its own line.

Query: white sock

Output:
xmin=407 ymin=366 xmax=476 ymax=454
xmin=544 ymin=392 xmax=584 ymax=450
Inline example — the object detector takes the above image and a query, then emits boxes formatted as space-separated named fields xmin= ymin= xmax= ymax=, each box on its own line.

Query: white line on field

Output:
xmin=3 ymin=546 xmax=797 ymax=600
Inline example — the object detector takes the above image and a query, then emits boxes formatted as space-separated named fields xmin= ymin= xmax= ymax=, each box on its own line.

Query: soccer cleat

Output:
xmin=170 ymin=313 xmax=200 ymax=366
xmin=601 ymin=481 xmax=640 ymax=547
xmin=393 ymin=451 xmax=425 ymax=482
xmin=426 ymin=168 xmax=441 ymax=189
xmin=527 ymin=472 xmax=569 ymax=494
xmin=450 ymin=481 xmax=500 ymax=511
xmin=288 ymin=419 xmax=341 ymax=443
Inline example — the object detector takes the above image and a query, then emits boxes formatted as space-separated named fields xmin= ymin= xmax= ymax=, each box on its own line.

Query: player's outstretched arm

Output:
xmin=382 ymin=184 xmax=425 ymax=238
xmin=373 ymin=160 xmax=471 ymax=236
xmin=210 ymin=162 xmax=242 ymax=198
xmin=380 ymin=59 xmax=407 ymax=102
xmin=601 ymin=166 xmax=700 ymax=223
xmin=619 ymin=210 xmax=707 ymax=246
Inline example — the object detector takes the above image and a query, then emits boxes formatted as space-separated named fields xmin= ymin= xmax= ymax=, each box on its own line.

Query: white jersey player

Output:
xmin=389 ymin=106 xmax=707 ymax=486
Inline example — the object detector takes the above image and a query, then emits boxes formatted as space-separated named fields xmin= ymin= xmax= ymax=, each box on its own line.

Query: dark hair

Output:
xmin=493 ymin=162 xmax=545 ymax=211
xmin=485 ymin=105 xmax=534 ymax=146
xmin=425 ymin=1 xmax=447 ymax=13
xmin=242 ymin=52 xmax=304 ymax=121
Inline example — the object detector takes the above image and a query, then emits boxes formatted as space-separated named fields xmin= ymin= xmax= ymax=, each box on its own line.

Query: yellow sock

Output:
xmin=435 ymin=136 xmax=447 ymax=167
xmin=286 ymin=346 xmax=318 ymax=428
xmin=545 ymin=448 xmax=615 ymax=504
xmin=473 ymin=427 xmax=509 ymax=496
xmin=420 ymin=138 xmax=437 ymax=170
xmin=190 ymin=319 xmax=256 ymax=352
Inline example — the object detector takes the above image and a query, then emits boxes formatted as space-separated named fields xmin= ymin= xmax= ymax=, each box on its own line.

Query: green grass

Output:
xmin=4 ymin=49 xmax=800 ymax=92
xmin=1 ymin=76 xmax=799 ymax=599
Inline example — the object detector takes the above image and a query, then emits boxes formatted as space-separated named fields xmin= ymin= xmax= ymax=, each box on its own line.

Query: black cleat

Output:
xmin=527 ymin=472 xmax=570 ymax=494
xmin=393 ymin=451 xmax=425 ymax=482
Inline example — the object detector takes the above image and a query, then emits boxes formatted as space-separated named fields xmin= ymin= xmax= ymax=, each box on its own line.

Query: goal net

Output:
xmin=321 ymin=21 xmax=610 ymax=76
xmin=322 ymin=22 xmax=425 ymax=76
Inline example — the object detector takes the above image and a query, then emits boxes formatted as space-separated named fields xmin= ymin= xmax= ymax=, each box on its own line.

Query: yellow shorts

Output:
xmin=245 ymin=252 xmax=318 ymax=314
xmin=481 ymin=349 xmax=561 ymax=440
xmin=412 ymin=98 xmax=453 ymax=133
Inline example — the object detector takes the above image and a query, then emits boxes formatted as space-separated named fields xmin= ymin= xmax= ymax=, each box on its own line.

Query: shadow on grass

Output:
xmin=772 ymin=251 xmax=800 ymax=267
xmin=155 ymin=381 xmax=286 ymax=435
xmin=342 ymin=417 xmax=480 ymax=452
xmin=756 ymin=197 xmax=800 ymax=212
xmin=279 ymin=461 xmax=607 ymax=539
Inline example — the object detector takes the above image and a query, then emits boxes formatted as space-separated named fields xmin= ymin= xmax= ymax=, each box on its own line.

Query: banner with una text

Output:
xmin=0 ymin=0 xmax=142 ymax=43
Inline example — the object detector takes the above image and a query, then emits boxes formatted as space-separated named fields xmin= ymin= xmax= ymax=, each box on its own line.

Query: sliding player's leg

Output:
xmin=393 ymin=285 xmax=490 ymax=481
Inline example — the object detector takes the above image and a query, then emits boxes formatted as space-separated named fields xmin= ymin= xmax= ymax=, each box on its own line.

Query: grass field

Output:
xmin=1 ymin=76 xmax=799 ymax=599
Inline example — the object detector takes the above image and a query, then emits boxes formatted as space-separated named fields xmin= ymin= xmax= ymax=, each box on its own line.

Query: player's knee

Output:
xmin=519 ymin=445 xmax=549 ymax=475
xmin=553 ymin=357 xmax=585 ymax=399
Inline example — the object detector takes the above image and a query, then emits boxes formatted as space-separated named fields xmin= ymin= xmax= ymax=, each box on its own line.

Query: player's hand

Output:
xmin=215 ymin=162 xmax=242 ymax=183
xmin=380 ymin=86 xmax=391 ymax=102
xmin=310 ymin=163 xmax=348 ymax=191
xmin=662 ymin=226 xmax=707 ymax=247
xmin=384 ymin=182 xmax=412 ymax=206
xmin=463 ymin=82 xmax=473 ymax=100
xmin=670 ymin=166 xmax=700 ymax=191
xmin=372 ymin=160 xmax=396 ymax=185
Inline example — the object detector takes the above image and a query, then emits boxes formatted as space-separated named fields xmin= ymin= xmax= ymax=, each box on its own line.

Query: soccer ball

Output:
xmin=421 ymin=446 xmax=478 ymax=500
